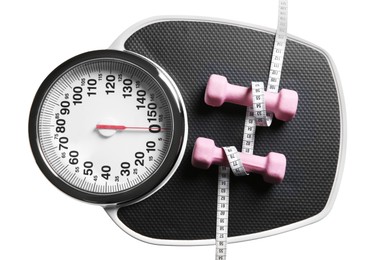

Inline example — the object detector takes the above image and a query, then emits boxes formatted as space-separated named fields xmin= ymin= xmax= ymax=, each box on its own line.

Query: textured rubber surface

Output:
xmin=117 ymin=21 xmax=341 ymax=240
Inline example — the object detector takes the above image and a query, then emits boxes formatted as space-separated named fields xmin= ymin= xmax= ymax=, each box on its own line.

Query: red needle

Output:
xmin=96 ymin=124 xmax=168 ymax=131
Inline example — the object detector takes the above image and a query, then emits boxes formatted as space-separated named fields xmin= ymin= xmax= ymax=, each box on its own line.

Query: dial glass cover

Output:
xmin=29 ymin=50 xmax=185 ymax=204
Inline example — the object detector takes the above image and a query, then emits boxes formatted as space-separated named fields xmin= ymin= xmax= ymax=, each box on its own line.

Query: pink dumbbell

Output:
xmin=192 ymin=137 xmax=286 ymax=184
xmin=205 ymin=74 xmax=298 ymax=121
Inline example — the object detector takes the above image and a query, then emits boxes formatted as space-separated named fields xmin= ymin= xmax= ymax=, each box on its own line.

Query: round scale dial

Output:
xmin=29 ymin=50 xmax=186 ymax=204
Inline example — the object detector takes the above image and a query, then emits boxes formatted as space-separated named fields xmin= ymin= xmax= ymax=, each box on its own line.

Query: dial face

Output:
xmin=30 ymin=50 xmax=185 ymax=204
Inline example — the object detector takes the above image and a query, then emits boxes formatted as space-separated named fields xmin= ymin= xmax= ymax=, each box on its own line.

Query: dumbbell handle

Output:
xmin=205 ymin=74 xmax=298 ymax=121
xmin=192 ymin=137 xmax=286 ymax=183
xmin=219 ymin=83 xmax=279 ymax=109
xmin=210 ymin=144 xmax=277 ymax=174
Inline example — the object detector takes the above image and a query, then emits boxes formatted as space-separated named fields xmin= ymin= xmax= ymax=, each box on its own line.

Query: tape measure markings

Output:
xmin=251 ymin=82 xmax=268 ymax=127
xmin=223 ymin=146 xmax=247 ymax=177
xmin=215 ymin=166 xmax=230 ymax=259
xmin=266 ymin=0 xmax=288 ymax=121
xmin=242 ymin=106 xmax=256 ymax=154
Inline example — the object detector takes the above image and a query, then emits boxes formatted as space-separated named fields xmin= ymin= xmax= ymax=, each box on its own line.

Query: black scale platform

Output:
xmin=113 ymin=20 xmax=342 ymax=241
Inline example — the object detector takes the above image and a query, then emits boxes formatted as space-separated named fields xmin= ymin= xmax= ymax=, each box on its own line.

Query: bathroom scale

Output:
xmin=29 ymin=15 xmax=345 ymax=247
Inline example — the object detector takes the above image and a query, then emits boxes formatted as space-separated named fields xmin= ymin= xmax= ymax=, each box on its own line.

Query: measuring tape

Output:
xmin=215 ymin=1 xmax=288 ymax=259
xmin=223 ymin=147 xmax=247 ymax=176
xmin=265 ymin=0 xmax=288 ymax=125
xmin=216 ymin=147 xmax=246 ymax=260
xmin=215 ymin=166 xmax=230 ymax=259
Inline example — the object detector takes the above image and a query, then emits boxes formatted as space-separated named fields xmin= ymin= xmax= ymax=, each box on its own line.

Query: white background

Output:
xmin=1 ymin=0 xmax=375 ymax=259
